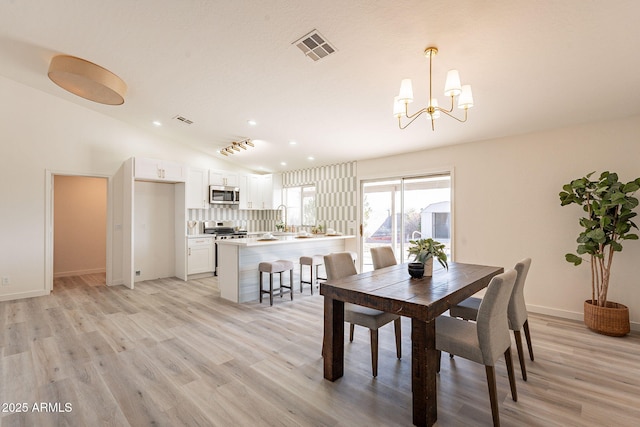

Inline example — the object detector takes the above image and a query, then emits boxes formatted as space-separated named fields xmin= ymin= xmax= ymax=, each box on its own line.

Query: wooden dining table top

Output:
xmin=321 ymin=261 xmax=504 ymax=322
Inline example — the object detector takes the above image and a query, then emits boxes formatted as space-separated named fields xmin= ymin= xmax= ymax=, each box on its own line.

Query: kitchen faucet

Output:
xmin=276 ymin=204 xmax=287 ymax=230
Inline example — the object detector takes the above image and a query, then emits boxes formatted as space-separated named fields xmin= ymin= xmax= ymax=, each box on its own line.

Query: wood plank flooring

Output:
xmin=1 ymin=274 xmax=639 ymax=426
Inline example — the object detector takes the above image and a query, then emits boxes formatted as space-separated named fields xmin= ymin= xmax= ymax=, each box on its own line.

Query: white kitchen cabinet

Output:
xmin=186 ymin=167 xmax=209 ymax=209
xmin=187 ymin=237 xmax=214 ymax=274
xmin=239 ymin=173 xmax=281 ymax=210
xmin=209 ymin=169 xmax=239 ymax=187
xmin=135 ymin=157 xmax=186 ymax=182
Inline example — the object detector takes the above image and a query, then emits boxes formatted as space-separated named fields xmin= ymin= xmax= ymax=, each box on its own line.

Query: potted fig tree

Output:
xmin=559 ymin=171 xmax=640 ymax=336
xmin=407 ymin=238 xmax=448 ymax=278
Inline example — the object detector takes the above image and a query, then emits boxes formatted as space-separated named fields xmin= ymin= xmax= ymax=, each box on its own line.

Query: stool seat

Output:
xmin=300 ymin=255 xmax=324 ymax=266
xmin=299 ymin=254 xmax=326 ymax=295
xmin=260 ymin=260 xmax=294 ymax=273
xmin=259 ymin=260 xmax=294 ymax=306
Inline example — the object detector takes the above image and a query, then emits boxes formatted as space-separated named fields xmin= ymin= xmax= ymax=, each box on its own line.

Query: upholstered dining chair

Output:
xmin=436 ymin=269 xmax=518 ymax=427
xmin=370 ymin=246 xmax=397 ymax=270
xmin=324 ymin=252 xmax=402 ymax=377
xmin=449 ymin=258 xmax=533 ymax=380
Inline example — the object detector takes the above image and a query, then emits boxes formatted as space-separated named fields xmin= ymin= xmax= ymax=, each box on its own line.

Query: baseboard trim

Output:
xmin=54 ymin=268 xmax=106 ymax=278
xmin=0 ymin=289 xmax=50 ymax=302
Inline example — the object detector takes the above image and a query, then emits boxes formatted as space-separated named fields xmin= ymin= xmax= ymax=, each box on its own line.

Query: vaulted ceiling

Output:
xmin=1 ymin=0 xmax=639 ymax=172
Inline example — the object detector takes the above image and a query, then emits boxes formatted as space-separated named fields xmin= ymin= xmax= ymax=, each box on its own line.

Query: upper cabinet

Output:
xmin=209 ymin=169 xmax=239 ymax=187
xmin=186 ymin=167 xmax=209 ymax=209
xmin=239 ymin=173 xmax=282 ymax=210
xmin=135 ymin=157 xmax=186 ymax=182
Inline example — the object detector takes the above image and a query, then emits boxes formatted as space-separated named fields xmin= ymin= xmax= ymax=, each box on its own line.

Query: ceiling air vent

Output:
xmin=173 ymin=115 xmax=194 ymax=125
xmin=293 ymin=30 xmax=336 ymax=62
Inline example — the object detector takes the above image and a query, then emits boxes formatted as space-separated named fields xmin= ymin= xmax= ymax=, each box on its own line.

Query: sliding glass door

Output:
xmin=361 ymin=174 xmax=451 ymax=272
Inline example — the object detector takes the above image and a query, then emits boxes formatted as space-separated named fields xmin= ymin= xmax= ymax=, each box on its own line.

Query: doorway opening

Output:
xmin=46 ymin=172 xmax=110 ymax=290
xmin=361 ymin=173 xmax=452 ymax=272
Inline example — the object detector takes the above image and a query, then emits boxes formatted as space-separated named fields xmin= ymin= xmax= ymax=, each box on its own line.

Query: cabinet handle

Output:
xmin=188 ymin=248 xmax=191 ymax=256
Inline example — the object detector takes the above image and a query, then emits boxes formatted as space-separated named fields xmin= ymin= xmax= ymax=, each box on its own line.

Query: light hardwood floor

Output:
xmin=1 ymin=274 xmax=639 ymax=426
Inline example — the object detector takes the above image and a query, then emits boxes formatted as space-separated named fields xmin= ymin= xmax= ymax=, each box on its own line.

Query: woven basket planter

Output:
xmin=584 ymin=300 xmax=630 ymax=337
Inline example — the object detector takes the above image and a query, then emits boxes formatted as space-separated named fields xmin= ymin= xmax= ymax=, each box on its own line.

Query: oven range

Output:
xmin=202 ymin=221 xmax=247 ymax=275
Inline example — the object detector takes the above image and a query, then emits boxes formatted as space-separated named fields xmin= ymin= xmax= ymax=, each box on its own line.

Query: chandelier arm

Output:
xmin=398 ymin=109 xmax=428 ymax=129
xmin=435 ymin=107 xmax=469 ymax=123
xmin=404 ymin=103 xmax=428 ymax=120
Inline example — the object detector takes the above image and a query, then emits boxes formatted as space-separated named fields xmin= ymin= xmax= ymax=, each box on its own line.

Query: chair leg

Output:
xmin=349 ymin=323 xmax=355 ymax=342
xmin=259 ymin=272 xmax=263 ymax=303
xmin=523 ymin=320 xmax=534 ymax=361
xmin=485 ymin=365 xmax=501 ymax=427
xmin=513 ymin=330 xmax=527 ymax=381
xmin=299 ymin=264 xmax=304 ymax=293
xmin=393 ymin=318 xmax=402 ymax=359
xmin=279 ymin=272 xmax=283 ymax=298
xmin=504 ymin=348 xmax=518 ymax=402
xmin=437 ymin=350 xmax=441 ymax=373
xmin=370 ymin=328 xmax=378 ymax=377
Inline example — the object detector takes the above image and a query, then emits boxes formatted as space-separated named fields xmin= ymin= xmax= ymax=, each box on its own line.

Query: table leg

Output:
xmin=411 ymin=318 xmax=437 ymax=427
xmin=323 ymin=296 xmax=344 ymax=381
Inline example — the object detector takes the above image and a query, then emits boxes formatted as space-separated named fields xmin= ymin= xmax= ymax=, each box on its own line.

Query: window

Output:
xmin=284 ymin=185 xmax=316 ymax=226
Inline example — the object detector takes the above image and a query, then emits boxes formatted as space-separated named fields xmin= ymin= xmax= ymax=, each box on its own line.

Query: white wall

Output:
xmin=0 ymin=75 xmax=241 ymax=300
xmin=358 ymin=115 xmax=640 ymax=326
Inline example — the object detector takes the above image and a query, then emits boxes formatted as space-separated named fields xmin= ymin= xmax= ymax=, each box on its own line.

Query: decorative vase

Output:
xmin=423 ymin=257 xmax=433 ymax=277
xmin=583 ymin=300 xmax=630 ymax=337
xmin=408 ymin=262 xmax=424 ymax=279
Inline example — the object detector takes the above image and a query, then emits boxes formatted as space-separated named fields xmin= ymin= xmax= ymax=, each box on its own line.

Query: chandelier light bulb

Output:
xmin=458 ymin=85 xmax=474 ymax=109
xmin=398 ymin=78 xmax=414 ymax=103
xmin=444 ymin=70 xmax=462 ymax=97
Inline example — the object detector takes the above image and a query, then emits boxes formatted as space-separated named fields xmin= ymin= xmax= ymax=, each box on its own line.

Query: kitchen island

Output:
xmin=217 ymin=235 xmax=356 ymax=303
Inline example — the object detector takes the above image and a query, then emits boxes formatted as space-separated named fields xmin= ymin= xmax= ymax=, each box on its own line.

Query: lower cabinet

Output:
xmin=187 ymin=237 xmax=214 ymax=274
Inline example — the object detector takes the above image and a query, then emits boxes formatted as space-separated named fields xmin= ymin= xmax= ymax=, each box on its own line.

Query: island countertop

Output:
xmin=215 ymin=234 xmax=354 ymax=247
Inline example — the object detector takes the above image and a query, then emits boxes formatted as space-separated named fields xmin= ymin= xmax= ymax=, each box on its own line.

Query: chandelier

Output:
xmin=220 ymin=138 xmax=254 ymax=156
xmin=393 ymin=47 xmax=473 ymax=131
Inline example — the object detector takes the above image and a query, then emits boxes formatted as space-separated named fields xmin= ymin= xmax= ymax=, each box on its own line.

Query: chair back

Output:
xmin=324 ymin=252 xmax=357 ymax=280
xmin=508 ymin=258 xmax=532 ymax=331
xmin=370 ymin=246 xmax=397 ymax=270
xmin=476 ymin=269 xmax=517 ymax=365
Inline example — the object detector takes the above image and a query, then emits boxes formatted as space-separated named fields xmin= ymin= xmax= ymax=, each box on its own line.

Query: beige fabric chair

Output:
xmin=449 ymin=258 xmax=533 ymax=380
xmin=370 ymin=246 xmax=397 ymax=270
xmin=324 ymin=252 xmax=401 ymax=377
xmin=436 ymin=269 xmax=518 ymax=427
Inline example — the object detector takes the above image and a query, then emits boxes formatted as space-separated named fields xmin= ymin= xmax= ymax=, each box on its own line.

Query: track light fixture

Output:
xmin=220 ymin=139 xmax=254 ymax=156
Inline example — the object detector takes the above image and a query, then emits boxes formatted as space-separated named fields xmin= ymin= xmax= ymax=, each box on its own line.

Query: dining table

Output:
xmin=320 ymin=261 xmax=504 ymax=427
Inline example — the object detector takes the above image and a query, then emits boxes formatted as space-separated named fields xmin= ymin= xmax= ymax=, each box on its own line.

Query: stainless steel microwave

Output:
xmin=209 ymin=185 xmax=240 ymax=205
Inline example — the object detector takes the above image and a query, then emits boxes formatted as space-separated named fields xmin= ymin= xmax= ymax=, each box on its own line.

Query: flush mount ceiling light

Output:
xmin=393 ymin=47 xmax=473 ymax=131
xmin=220 ymin=139 xmax=254 ymax=156
xmin=47 ymin=55 xmax=127 ymax=105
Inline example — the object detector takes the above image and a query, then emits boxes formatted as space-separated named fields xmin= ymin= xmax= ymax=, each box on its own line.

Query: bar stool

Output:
xmin=259 ymin=260 xmax=294 ymax=306
xmin=299 ymin=255 xmax=326 ymax=295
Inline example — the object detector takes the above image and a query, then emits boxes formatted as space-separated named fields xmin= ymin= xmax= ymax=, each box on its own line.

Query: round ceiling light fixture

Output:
xmin=48 ymin=55 xmax=127 ymax=105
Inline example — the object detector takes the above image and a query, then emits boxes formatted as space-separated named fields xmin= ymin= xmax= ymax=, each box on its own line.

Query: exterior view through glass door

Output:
xmin=361 ymin=174 xmax=451 ymax=272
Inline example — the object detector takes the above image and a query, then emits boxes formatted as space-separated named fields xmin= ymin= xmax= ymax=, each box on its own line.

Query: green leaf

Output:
xmin=565 ymin=254 xmax=583 ymax=265
xmin=623 ymin=182 xmax=640 ymax=193
xmin=611 ymin=241 xmax=623 ymax=251
xmin=623 ymin=234 xmax=639 ymax=240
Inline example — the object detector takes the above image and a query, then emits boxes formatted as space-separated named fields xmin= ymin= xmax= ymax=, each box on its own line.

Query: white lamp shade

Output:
xmin=444 ymin=70 xmax=461 ymax=97
xmin=458 ymin=85 xmax=474 ymax=109
xmin=398 ymin=78 xmax=414 ymax=102
xmin=393 ymin=96 xmax=405 ymax=117
xmin=429 ymin=98 xmax=440 ymax=119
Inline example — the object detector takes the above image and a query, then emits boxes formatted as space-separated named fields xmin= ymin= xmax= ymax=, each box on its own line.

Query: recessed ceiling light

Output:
xmin=307 ymin=156 xmax=315 ymax=160
xmin=280 ymin=162 xmax=287 ymax=166
xmin=247 ymin=120 xmax=257 ymax=126
xmin=289 ymin=140 xmax=297 ymax=145
xmin=152 ymin=120 xmax=162 ymax=126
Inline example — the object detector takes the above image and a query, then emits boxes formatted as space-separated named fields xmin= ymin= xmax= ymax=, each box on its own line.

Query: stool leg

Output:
xmin=299 ymin=263 xmax=304 ymax=293
xmin=279 ymin=272 xmax=283 ymax=298
xmin=259 ymin=272 xmax=263 ymax=303
xmin=290 ymin=268 xmax=293 ymax=300
xmin=269 ymin=273 xmax=274 ymax=306
xmin=310 ymin=264 xmax=315 ymax=295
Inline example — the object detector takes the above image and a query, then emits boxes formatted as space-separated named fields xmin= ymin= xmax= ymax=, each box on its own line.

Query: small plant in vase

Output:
xmin=407 ymin=238 xmax=448 ymax=278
